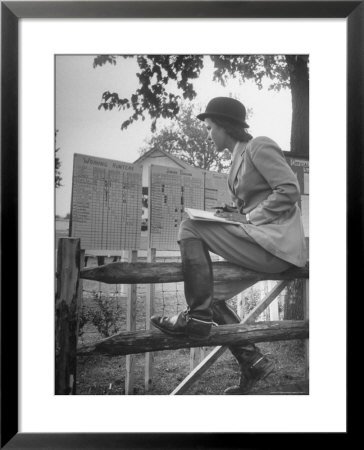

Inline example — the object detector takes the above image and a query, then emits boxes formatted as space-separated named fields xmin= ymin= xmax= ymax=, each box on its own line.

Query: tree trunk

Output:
xmin=284 ymin=279 xmax=304 ymax=320
xmin=286 ymin=55 xmax=309 ymax=156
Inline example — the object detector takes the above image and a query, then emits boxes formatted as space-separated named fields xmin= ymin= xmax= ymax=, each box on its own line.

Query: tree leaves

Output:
xmin=55 ymin=129 xmax=62 ymax=188
xmin=211 ymin=55 xmax=291 ymax=91
xmin=93 ymin=54 xmax=309 ymax=155
xmin=93 ymin=55 xmax=117 ymax=68
xmin=95 ymin=55 xmax=204 ymax=131
xmin=140 ymin=103 xmax=231 ymax=173
xmin=95 ymin=54 xmax=294 ymax=129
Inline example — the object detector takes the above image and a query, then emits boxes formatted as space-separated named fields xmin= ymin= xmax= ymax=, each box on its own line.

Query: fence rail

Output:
xmin=80 ymin=261 xmax=309 ymax=284
xmin=77 ymin=320 xmax=308 ymax=356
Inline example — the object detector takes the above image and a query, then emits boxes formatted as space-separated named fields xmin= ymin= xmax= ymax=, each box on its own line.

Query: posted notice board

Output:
xmin=204 ymin=170 xmax=232 ymax=211
xmin=148 ymin=165 xmax=204 ymax=250
xmin=286 ymin=155 xmax=309 ymax=237
xmin=70 ymin=153 xmax=142 ymax=250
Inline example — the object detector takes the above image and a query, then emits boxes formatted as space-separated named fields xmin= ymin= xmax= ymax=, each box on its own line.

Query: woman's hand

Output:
xmin=213 ymin=203 xmax=237 ymax=213
xmin=214 ymin=209 xmax=248 ymax=224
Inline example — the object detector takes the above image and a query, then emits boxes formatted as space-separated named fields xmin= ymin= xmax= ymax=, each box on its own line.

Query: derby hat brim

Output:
xmin=197 ymin=112 xmax=249 ymax=128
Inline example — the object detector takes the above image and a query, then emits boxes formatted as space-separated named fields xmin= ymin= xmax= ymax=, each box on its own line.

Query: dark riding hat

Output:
xmin=197 ymin=97 xmax=249 ymax=128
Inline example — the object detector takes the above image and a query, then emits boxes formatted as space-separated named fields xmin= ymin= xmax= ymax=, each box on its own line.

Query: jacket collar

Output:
xmin=228 ymin=141 xmax=248 ymax=192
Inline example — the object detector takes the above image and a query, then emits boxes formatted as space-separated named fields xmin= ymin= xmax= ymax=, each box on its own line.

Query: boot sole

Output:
xmin=260 ymin=365 xmax=274 ymax=381
xmin=241 ymin=364 xmax=275 ymax=394
xmin=150 ymin=320 xmax=185 ymax=336
xmin=151 ymin=320 xmax=208 ymax=340
xmin=249 ymin=363 xmax=275 ymax=384
xmin=224 ymin=364 xmax=275 ymax=395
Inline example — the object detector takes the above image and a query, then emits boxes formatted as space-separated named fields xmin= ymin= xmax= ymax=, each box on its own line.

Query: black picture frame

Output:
xmin=1 ymin=1 xmax=361 ymax=448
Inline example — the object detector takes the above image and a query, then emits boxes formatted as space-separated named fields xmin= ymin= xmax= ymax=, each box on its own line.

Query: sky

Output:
xmin=55 ymin=55 xmax=292 ymax=217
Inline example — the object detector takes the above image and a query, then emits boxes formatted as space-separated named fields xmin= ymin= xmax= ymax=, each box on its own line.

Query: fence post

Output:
xmin=145 ymin=248 xmax=156 ymax=392
xmin=119 ymin=250 xmax=128 ymax=296
xmin=97 ymin=255 xmax=105 ymax=295
xmin=125 ymin=249 xmax=138 ymax=395
xmin=303 ymin=279 xmax=309 ymax=382
xmin=268 ymin=280 xmax=280 ymax=320
xmin=55 ymin=238 xmax=81 ymax=395
xmin=237 ymin=293 xmax=244 ymax=319
xmin=77 ymin=250 xmax=85 ymax=339
xmin=190 ymin=347 xmax=206 ymax=371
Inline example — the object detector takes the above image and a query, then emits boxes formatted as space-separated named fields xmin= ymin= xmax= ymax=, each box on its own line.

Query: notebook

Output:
xmin=184 ymin=208 xmax=242 ymax=225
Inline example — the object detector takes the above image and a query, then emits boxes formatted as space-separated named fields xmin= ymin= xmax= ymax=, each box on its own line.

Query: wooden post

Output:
xmin=268 ymin=280 xmax=280 ymax=320
xmin=145 ymin=248 xmax=156 ymax=392
xmin=190 ymin=347 xmax=206 ymax=371
xmin=55 ymin=238 xmax=81 ymax=395
xmin=125 ymin=250 xmax=138 ymax=395
xmin=303 ymin=279 xmax=309 ymax=383
xmin=97 ymin=255 xmax=105 ymax=296
xmin=263 ymin=281 xmax=270 ymax=321
xmin=119 ymin=250 xmax=127 ymax=296
xmin=237 ymin=293 xmax=244 ymax=319
xmin=76 ymin=250 xmax=85 ymax=341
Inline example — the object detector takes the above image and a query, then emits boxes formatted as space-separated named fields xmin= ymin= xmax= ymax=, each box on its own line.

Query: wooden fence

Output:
xmin=55 ymin=237 xmax=309 ymax=395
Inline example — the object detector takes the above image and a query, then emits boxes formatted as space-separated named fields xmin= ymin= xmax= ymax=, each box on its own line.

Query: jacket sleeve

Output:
xmin=247 ymin=137 xmax=301 ymax=226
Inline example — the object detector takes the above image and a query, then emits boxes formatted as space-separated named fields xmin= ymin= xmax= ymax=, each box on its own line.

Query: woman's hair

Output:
xmin=211 ymin=117 xmax=253 ymax=142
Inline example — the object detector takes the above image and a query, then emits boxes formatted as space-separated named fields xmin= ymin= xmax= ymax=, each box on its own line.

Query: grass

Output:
xmin=76 ymin=341 xmax=306 ymax=395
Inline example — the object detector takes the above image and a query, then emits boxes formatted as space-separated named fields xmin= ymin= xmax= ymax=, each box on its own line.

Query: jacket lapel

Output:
xmin=228 ymin=141 xmax=247 ymax=193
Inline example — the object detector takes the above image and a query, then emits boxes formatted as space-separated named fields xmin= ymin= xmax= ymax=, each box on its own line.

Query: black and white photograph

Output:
xmin=55 ymin=54 xmax=309 ymax=396
xmin=2 ymin=0 xmax=357 ymax=444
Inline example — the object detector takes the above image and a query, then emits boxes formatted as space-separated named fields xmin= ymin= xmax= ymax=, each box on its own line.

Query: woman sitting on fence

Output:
xmin=151 ymin=97 xmax=307 ymax=394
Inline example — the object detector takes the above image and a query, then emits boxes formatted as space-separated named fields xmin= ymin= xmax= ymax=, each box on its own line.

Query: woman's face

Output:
xmin=205 ymin=118 xmax=228 ymax=152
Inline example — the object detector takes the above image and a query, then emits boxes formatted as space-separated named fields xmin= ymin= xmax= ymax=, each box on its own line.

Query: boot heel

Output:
xmin=186 ymin=317 xmax=213 ymax=339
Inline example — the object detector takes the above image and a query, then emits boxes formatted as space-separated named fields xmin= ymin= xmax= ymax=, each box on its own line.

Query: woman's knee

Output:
xmin=213 ymin=280 xmax=255 ymax=301
xmin=178 ymin=218 xmax=200 ymax=240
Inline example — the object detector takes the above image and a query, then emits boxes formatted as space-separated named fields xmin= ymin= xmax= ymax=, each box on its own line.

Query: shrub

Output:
xmin=242 ymin=285 xmax=262 ymax=316
xmin=89 ymin=293 xmax=122 ymax=338
xmin=78 ymin=304 xmax=90 ymax=338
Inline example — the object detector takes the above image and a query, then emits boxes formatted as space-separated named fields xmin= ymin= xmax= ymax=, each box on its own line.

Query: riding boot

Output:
xmin=151 ymin=238 xmax=214 ymax=339
xmin=212 ymin=301 xmax=274 ymax=394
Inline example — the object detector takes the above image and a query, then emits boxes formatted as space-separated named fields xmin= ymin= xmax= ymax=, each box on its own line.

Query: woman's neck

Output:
xmin=225 ymin=137 xmax=238 ymax=154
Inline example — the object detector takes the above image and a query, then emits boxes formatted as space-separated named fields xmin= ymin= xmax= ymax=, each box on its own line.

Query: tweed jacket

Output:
xmin=228 ymin=136 xmax=307 ymax=267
